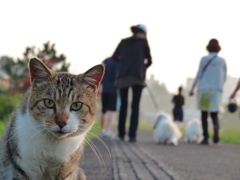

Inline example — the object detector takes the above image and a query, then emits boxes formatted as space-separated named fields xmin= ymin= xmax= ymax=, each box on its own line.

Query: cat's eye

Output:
xmin=71 ymin=102 xmax=83 ymax=111
xmin=44 ymin=99 xmax=55 ymax=108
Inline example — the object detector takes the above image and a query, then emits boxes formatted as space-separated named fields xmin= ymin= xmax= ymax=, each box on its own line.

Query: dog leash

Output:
xmin=146 ymin=85 xmax=159 ymax=110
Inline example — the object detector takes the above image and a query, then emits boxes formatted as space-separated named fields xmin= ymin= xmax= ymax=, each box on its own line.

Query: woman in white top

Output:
xmin=189 ymin=39 xmax=227 ymax=145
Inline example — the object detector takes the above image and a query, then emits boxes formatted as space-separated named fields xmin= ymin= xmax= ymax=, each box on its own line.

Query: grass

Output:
xmin=138 ymin=123 xmax=153 ymax=130
xmin=216 ymin=127 xmax=240 ymax=145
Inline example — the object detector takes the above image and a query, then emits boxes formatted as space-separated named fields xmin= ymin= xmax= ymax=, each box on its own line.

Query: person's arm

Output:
xmin=112 ymin=40 xmax=122 ymax=62
xmin=172 ymin=96 xmax=175 ymax=103
xmin=189 ymin=82 xmax=197 ymax=96
xmin=230 ymin=79 xmax=240 ymax=99
xmin=222 ymin=58 xmax=227 ymax=83
xmin=145 ymin=42 xmax=152 ymax=67
xmin=189 ymin=58 xmax=204 ymax=96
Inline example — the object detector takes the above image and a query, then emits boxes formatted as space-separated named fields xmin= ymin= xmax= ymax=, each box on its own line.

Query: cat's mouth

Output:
xmin=53 ymin=130 xmax=70 ymax=138
xmin=57 ymin=131 xmax=65 ymax=134
xmin=49 ymin=126 xmax=78 ymax=138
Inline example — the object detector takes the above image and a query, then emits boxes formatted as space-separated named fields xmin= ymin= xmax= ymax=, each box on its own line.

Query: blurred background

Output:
xmin=0 ymin=0 xmax=239 ymax=143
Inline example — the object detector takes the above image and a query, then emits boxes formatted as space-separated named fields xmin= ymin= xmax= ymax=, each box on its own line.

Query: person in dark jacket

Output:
xmin=172 ymin=86 xmax=185 ymax=128
xmin=112 ymin=24 xmax=152 ymax=142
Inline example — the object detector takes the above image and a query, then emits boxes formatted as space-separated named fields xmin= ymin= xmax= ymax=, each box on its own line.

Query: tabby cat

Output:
xmin=0 ymin=57 xmax=104 ymax=180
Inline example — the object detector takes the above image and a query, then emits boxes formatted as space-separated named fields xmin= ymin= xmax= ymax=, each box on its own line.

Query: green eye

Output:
xmin=71 ymin=102 xmax=83 ymax=111
xmin=44 ymin=99 xmax=55 ymax=108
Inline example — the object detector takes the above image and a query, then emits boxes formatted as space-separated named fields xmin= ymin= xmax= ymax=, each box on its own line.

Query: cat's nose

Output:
xmin=56 ymin=121 xmax=66 ymax=129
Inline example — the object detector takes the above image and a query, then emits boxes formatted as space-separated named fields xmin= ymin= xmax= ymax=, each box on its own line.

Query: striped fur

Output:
xmin=0 ymin=57 xmax=104 ymax=180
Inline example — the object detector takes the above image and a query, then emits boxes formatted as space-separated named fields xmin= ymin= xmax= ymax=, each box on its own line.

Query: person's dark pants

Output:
xmin=172 ymin=107 xmax=183 ymax=122
xmin=101 ymin=92 xmax=117 ymax=113
xmin=201 ymin=111 xmax=219 ymax=140
xmin=118 ymin=85 xmax=143 ymax=139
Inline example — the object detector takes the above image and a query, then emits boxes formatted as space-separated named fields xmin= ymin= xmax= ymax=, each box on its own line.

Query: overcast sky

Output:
xmin=1 ymin=0 xmax=240 ymax=92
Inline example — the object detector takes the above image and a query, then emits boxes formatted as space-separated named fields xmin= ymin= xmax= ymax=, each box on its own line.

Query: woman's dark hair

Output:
xmin=206 ymin=38 xmax=221 ymax=53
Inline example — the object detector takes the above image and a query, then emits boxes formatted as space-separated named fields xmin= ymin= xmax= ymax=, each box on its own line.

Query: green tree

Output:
xmin=0 ymin=41 xmax=70 ymax=91
xmin=37 ymin=41 xmax=70 ymax=72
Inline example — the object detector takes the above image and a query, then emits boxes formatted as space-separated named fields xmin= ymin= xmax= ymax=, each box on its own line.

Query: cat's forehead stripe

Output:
xmin=55 ymin=73 xmax=77 ymax=99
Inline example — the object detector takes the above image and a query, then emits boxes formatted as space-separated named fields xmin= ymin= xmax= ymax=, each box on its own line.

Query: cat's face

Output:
xmin=28 ymin=58 xmax=104 ymax=138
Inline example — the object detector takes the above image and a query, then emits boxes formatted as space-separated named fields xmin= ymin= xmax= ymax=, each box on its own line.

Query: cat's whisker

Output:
xmin=69 ymin=128 xmax=82 ymax=137
xmin=85 ymin=137 xmax=107 ymax=171
xmin=84 ymin=138 xmax=101 ymax=163
xmin=11 ymin=127 xmax=47 ymax=160
xmin=32 ymin=128 xmax=48 ymax=160
xmin=91 ymin=124 xmax=102 ymax=131
xmin=2 ymin=124 xmax=43 ymax=149
xmin=87 ymin=131 xmax=112 ymax=159
xmin=2 ymin=134 xmax=19 ymax=149
xmin=89 ymin=127 xmax=102 ymax=133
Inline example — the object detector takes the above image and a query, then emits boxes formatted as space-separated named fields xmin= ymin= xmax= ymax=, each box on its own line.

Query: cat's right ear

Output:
xmin=29 ymin=57 xmax=55 ymax=83
xmin=81 ymin=64 xmax=105 ymax=90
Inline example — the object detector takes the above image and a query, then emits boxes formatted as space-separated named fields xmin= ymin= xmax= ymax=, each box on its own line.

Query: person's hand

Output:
xmin=189 ymin=90 xmax=194 ymax=96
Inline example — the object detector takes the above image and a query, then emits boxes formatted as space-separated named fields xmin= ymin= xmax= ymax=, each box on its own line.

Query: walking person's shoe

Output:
xmin=129 ymin=137 xmax=136 ymax=143
xmin=200 ymin=139 xmax=209 ymax=145
xmin=105 ymin=131 xmax=111 ymax=137
xmin=118 ymin=135 xmax=124 ymax=141
xmin=99 ymin=131 xmax=107 ymax=137
xmin=213 ymin=128 xmax=219 ymax=144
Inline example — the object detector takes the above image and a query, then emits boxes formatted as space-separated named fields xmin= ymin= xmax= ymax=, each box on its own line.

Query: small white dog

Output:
xmin=186 ymin=119 xmax=203 ymax=143
xmin=153 ymin=112 xmax=182 ymax=146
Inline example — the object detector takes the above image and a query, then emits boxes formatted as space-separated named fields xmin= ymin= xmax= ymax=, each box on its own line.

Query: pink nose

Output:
xmin=56 ymin=121 xmax=66 ymax=129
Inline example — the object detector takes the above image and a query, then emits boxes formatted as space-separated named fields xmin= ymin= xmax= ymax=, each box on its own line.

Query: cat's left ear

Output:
xmin=81 ymin=64 xmax=105 ymax=90
xmin=29 ymin=57 xmax=55 ymax=83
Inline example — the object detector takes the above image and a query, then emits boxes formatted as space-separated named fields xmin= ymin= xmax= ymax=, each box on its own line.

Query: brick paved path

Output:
xmin=81 ymin=129 xmax=240 ymax=180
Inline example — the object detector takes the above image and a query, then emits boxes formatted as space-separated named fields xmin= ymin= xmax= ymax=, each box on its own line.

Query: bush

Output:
xmin=0 ymin=94 xmax=22 ymax=121
xmin=0 ymin=118 xmax=8 ymax=136
xmin=0 ymin=93 xmax=22 ymax=135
